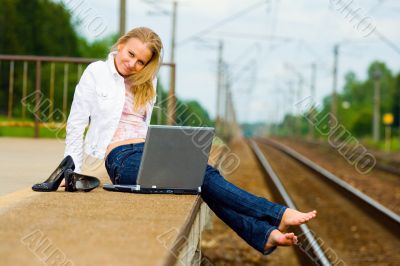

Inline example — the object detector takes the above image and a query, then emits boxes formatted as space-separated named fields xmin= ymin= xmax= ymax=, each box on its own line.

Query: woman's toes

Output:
xmin=285 ymin=232 xmax=295 ymax=239
xmin=279 ymin=208 xmax=317 ymax=231
xmin=265 ymin=230 xmax=297 ymax=250
xmin=280 ymin=232 xmax=297 ymax=246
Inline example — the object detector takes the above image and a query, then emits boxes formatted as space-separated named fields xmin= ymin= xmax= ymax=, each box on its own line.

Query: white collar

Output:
xmin=106 ymin=51 xmax=123 ymax=80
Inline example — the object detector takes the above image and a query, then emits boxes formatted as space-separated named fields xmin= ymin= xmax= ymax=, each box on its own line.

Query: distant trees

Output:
xmin=0 ymin=0 xmax=120 ymax=58
xmin=273 ymin=61 xmax=400 ymax=140
xmin=322 ymin=61 xmax=398 ymax=138
xmin=151 ymin=82 xmax=213 ymax=127
xmin=0 ymin=0 xmax=79 ymax=56
xmin=77 ymin=34 xmax=119 ymax=59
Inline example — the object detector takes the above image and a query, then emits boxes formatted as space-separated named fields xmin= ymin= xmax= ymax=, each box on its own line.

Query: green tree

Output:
xmin=150 ymin=80 xmax=213 ymax=127
xmin=0 ymin=0 xmax=79 ymax=56
xmin=78 ymin=34 xmax=119 ymax=59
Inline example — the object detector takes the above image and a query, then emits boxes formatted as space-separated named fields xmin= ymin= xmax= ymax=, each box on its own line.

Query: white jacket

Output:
xmin=64 ymin=52 xmax=157 ymax=173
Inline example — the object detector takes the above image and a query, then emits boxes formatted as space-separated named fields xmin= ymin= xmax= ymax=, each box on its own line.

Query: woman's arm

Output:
xmin=64 ymin=66 xmax=95 ymax=173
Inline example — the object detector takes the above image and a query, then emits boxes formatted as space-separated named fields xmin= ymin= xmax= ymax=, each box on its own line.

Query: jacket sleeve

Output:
xmin=145 ymin=77 xmax=158 ymax=125
xmin=64 ymin=66 xmax=95 ymax=173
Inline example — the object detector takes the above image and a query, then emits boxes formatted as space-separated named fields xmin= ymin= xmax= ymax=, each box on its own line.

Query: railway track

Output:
xmin=272 ymin=137 xmax=400 ymax=215
xmin=300 ymin=138 xmax=400 ymax=176
xmin=249 ymin=138 xmax=400 ymax=265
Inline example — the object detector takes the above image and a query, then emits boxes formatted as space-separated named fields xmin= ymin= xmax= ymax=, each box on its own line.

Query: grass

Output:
xmin=0 ymin=115 xmax=67 ymax=138
xmin=0 ymin=126 xmax=66 ymax=138
xmin=362 ymin=137 xmax=400 ymax=152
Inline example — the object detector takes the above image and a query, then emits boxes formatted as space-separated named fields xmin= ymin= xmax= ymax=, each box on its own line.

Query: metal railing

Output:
xmin=0 ymin=54 xmax=176 ymax=138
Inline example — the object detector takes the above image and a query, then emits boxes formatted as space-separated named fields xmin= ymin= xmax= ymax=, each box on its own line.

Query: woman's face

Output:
xmin=115 ymin=37 xmax=153 ymax=77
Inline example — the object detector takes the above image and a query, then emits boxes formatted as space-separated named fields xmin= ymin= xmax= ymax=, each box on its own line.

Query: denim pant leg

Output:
xmin=105 ymin=143 xmax=144 ymax=185
xmin=105 ymin=146 xmax=131 ymax=184
xmin=201 ymin=165 xmax=287 ymax=227
xmin=117 ymin=149 xmax=143 ymax=185
xmin=202 ymin=189 xmax=278 ymax=255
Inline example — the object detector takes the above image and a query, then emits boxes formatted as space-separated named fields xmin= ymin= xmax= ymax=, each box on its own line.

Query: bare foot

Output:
xmin=265 ymin=230 xmax=298 ymax=251
xmin=278 ymin=208 xmax=317 ymax=232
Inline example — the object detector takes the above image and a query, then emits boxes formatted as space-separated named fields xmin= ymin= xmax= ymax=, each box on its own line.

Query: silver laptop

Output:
xmin=103 ymin=125 xmax=215 ymax=194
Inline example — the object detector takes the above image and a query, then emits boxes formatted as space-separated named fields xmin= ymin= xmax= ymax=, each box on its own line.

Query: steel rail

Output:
xmin=249 ymin=140 xmax=332 ymax=266
xmin=301 ymin=139 xmax=400 ymax=176
xmin=257 ymin=138 xmax=400 ymax=238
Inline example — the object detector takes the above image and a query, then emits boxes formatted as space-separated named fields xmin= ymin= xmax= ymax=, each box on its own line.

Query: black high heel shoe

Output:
xmin=64 ymin=169 xmax=100 ymax=192
xmin=32 ymin=155 xmax=75 ymax=192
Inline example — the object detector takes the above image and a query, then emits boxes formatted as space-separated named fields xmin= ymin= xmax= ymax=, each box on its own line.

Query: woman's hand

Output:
xmin=60 ymin=179 xmax=66 ymax=187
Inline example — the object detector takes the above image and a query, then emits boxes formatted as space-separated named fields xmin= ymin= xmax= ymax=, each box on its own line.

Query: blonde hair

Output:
xmin=112 ymin=27 xmax=163 ymax=111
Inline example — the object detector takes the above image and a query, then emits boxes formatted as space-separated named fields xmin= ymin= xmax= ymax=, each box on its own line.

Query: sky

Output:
xmin=58 ymin=0 xmax=400 ymax=123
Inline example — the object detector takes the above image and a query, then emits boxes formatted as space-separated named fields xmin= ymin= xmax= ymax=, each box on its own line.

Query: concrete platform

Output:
xmin=0 ymin=137 xmax=66 ymax=196
xmin=0 ymin=137 xmax=217 ymax=266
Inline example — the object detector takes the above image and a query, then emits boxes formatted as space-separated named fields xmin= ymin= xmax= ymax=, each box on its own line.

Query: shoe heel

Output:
xmin=32 ymin=156 xmax=75 ymax=192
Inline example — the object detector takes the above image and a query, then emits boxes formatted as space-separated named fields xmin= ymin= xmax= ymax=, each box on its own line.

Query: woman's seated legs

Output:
xmin=202 ymin=164 xmax=287 ymax=227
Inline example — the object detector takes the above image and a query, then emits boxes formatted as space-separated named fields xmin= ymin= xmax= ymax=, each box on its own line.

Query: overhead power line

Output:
xmin=142 ymin=0 xmax=170 ymax=15
xmin=177 ymin=0 xmax=269 ymax=46
xmin=208 ymin=32 xmax=294 ymax=42
xmin=332 ymin=1 xmax=400 ymax=55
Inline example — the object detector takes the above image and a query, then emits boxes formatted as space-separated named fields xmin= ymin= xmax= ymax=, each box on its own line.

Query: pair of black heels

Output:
xmin=32 ymin=155 xmax=100 ymax=192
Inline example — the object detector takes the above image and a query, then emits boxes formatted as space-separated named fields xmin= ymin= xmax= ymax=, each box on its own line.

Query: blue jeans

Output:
xmin=105 ymin=143 xmax=287 ymax=254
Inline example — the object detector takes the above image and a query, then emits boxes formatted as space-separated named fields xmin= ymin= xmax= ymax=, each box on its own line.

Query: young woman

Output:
xmin=37 ymin=27 xmax=317 ymax=255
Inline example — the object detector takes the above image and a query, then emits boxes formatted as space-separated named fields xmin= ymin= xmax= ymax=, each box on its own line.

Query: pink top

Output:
xmin=110 ymin=79 xmax=154 ymax=143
